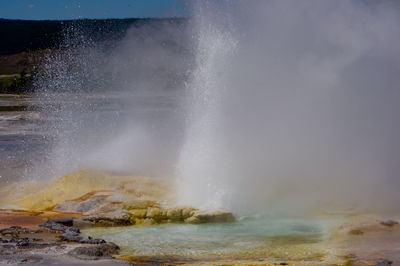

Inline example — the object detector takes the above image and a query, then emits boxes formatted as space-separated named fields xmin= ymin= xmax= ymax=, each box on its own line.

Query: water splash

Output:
xmin=30 ymin=19 xmax=190 ymax=180
xmin=176 ymin=8 xmax=237 ymax=209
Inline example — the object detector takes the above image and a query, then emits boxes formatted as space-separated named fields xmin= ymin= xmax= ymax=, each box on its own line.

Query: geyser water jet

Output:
xmin=175 ymin=5 xmax=237 ymax=210
xmin=176 ymin=0 xmax=400 ymax=215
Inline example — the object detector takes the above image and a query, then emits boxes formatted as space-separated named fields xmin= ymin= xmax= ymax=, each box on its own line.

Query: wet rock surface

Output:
xmin=347 ymin=258 xmax=394 ymax=266
xmin=380 ymin=219 xmax=398 ymax=227
xmin=52 ymin=190 xmax=236 ymax=228
xmin=334 ymin=216 xmax=400 ymax=266
xmin=40 ymin=218 xmax=107 ymax=243
xmin=0 ymin=217 xmax=127 ymax=265
xmin=0 ymin=225 xmax=60 ymax=247
xmin=68 ymin=242 xmax=120 ymax=260
xmin=375 ymin=259 xmax=393 ymax=266
xmin=74 ymin=213 xmax=132 ymax=227
xmin=0 ymin=171 xmax=237 ymax=230
xmin=0 ymin=203 xmax=234 ymax=265
xmin=184 ymin=209 xmax=235 ymax=224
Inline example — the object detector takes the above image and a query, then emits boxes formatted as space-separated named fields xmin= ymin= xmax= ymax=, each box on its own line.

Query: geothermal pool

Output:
xmin=83 ymin=217 xmax=339 ymax=262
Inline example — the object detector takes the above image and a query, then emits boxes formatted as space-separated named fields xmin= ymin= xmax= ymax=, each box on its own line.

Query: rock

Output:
xmin=59 ymin=231 xmax=81 ymax=242
xmin=122 ymin=200 xmax=158 ymax=210
xmin=51 ymin=190 xmax=235 ymax=227
xmin=0 ymin=223 xmax=124 ymax=265
xmin=40 ymin=221 xmax=67 ymax=232
xmin=79 ymin=209 xmax=131 ymax=227
xmin=165 ymin=208 xmax=183 ymax=222
xmin=128 ymin=209 xmax=148 ymax=218
xmin=88 ymin=202 xmax=124 ymax=215
xmin=60 ymin=227 xmax=105 ymax=244
xmin=15 ymin=239 xmax=58 ymax=248
xmin=0 ymin=226 xmax=21 ymax=237
xmin=374 ymin=259 xmax=393 ymax=266
xmin=133 ymin=218 xmax=143 ymax=225
xmin=53 ymin=200 xmax=81 ymax=213
xmin=46 ymin=217 xmax=74 ymax=227
xmin=164 ymin=207 xmax=197 ymax=222
xmin=68 ymin=242 xmax=120 ymax=260
xmin=144 ymin=218 xmax=156 ymax=225
xmin=79 ymin=235 xmax=106 ymax=244
xmin=97 ymin=209 xmax=131 ymax=225
xmin=380 ymin=220 xmax=398 ymax=227
xmin=76 ymin=197 xmax=109 ymax=213
xmin=67 ymin=227 xmax=80 ymax=233
xmin=182 ymin=207 xmax=197 ymax=219
xmin=2 ymin=226 xmax=22 ymax=231
xmin=40 ymin=218 xmax=76 ymax=231
xmin=16 ymin=239 xmax=30 ymax=247
xmin=39 ymin=219 xmax=106 ymax=244
xmin=73 ymin=218 xmax=96 ymax=228
xmin=59 ymin=227 xmax=83 ymax=242
xmin=146 ymin=208 xmax=165 ymax=222
xmin=348 ymin=229 xmax=364 ymax=235
xmin=185 ymin=209 xmax=235 ymax=224
xmin=19 ymin=256 xmax=43 ymax=264
xmin=54 ymin=196 xmax=109 ymax=214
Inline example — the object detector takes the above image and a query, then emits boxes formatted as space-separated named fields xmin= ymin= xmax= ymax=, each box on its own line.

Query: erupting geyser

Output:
xmin=21 ymin=0 xmax=400 ymax=216
xmin=3 ymin=1 xmax=400 ymax=265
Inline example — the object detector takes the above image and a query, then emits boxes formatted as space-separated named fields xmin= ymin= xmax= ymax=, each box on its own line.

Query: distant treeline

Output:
xmin=0 ymin=18 xmax=186 ymax=55
xmin=0 ymin=18 xmax=186 ymax=93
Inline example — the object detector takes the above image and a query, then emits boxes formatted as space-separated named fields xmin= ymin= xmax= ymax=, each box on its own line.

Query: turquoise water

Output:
xmin=83 ymin=217 xmax=338 ymax=258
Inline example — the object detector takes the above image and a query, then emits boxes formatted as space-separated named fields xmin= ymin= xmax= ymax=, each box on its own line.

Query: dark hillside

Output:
xmin=0 ymin=18 xmax=187 ymax=93
xmin=0 ymin=18 xmax=185 ymax=55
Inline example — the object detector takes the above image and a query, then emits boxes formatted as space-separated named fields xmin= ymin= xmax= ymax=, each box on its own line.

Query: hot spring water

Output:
xmin=83 ymin=217 xmax=338 ymax=260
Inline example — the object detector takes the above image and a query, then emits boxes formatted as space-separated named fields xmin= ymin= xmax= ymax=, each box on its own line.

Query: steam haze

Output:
xmin=177 ymin=0 xmax=400 ymax=215
xmin=33 ymin=20 xmax=191 ymax=179
xmin=31 ymin=1 xmax=400 ymax=216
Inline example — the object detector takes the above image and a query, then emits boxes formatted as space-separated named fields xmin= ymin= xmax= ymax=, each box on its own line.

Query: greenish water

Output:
xmin=83 ymin=217 xmax=338 ymax=258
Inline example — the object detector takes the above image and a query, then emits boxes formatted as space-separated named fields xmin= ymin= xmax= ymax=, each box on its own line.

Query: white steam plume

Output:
xmin=177 ymin=0 xmax=400 ymax=215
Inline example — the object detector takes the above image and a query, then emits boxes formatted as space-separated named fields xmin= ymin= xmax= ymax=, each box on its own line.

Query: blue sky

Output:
xmin=0 ymin=0 xmax=190 ymax=20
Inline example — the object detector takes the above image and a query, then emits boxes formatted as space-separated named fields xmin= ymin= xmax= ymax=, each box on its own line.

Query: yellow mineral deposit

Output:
xmin=0 ymin=170 xmax=174 ymax=211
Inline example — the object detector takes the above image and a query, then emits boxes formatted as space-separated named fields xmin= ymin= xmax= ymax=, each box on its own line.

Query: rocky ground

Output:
xmin=0 ymin=215 xmax=130 ymax=265
xmin=0 ymin=171 xmax=236 ymax=265
xmin=0 ymin=207 xmax=235 ymax=265
xmin=0 ymin=171 xmax=235 ymax=228
xmin=0 ymin=171 xmax=399 ymax=265
xmin=330 ymin=216 xmax=400 ymax=266
xmin=1 ymin=212 xmax=398 ymax=266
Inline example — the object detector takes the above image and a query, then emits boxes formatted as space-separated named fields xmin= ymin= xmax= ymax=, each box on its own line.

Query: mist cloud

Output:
xmin=31 ymin=1 xmax=400 ymax=216
xmin=177 ymin=0 xmax=400 ymax=215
